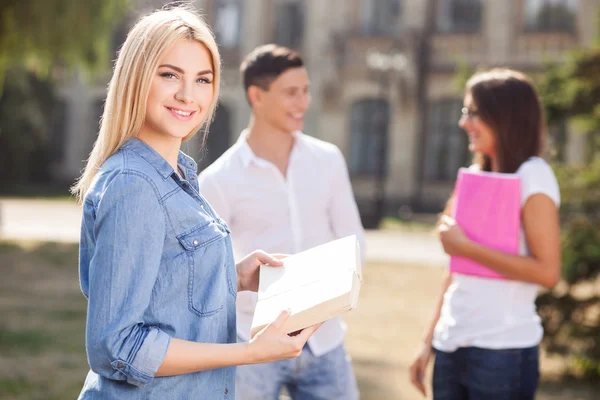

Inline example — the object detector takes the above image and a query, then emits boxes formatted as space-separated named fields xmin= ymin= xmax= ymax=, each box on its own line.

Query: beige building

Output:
xmin=54 ymin=0 xmax=599 ymax=222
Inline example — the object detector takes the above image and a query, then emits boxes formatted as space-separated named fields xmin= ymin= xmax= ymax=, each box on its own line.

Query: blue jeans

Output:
xmin=433 ymin=346 xmax=539 ymax=400
xmin=235 ymin=343 xmax=359 ymax=400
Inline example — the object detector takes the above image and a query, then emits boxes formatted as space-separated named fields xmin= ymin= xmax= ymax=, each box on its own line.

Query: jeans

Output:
xmin=236 ymin=343 xmax=359 ymax=400
xmin=433 ymin=346 xmax=539 ymax=400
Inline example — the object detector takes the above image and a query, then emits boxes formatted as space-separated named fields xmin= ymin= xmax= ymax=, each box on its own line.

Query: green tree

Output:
xmin=536 ymin=16 xmax=600 ymax=381
xmin=0 ymin=0 xmax=130 ymax=89
xmin=0 ymin=0 xmax=130 ymax=189
xmin=538 ymin=35 xmax=600 ymax=139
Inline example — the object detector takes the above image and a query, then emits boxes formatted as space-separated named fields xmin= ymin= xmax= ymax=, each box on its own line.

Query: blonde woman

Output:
xmin=73 ymin=6 xmax=319 ymax=399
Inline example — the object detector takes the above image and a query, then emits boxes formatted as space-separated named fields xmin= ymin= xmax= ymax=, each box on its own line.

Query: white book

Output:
xmin=250 ymin=235 xmax=363 ymax=337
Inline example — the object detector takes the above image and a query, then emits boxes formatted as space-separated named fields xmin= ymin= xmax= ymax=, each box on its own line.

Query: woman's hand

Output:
xmin=409 ymin=343 xmax=433 ymax=397
xmin=247 ymin=310 xmax=321 ymax=363
xmin=236 ymin=250 xmax=286 ymax=292
xmin=438 ymin=215 xmax=471 ymax=256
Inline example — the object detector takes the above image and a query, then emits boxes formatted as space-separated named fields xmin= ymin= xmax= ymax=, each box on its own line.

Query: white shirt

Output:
xmin=198 ymin=130 xmax=366 ymax=357
xmin=433 ymin=157 xmax=561 ymax=352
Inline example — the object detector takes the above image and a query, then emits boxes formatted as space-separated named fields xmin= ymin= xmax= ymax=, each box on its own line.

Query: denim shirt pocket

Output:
xmin=177 ymin=221 xmax=230 ymax=318
xmin=215 ymin=218 xmax=238 ymax=296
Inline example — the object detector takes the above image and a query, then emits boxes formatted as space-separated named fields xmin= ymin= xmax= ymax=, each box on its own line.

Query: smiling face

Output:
xmin=459 ymin=93 xmax=497 ymax=158
xmin=252 ymin=67 xmax=311 ymax=134
xmin=139 ymin=39 xmax=215 ymax=144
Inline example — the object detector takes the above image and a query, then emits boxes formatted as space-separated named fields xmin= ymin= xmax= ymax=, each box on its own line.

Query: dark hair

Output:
xmin=240 ymin=44 xmax=304 ymax=95
xmin=466 ymin=68 xmax=546 ymax=173
xmin=439 ymin=68 xmax=546 ymax=219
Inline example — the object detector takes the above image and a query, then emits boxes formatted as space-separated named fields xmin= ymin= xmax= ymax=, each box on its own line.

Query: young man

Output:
xmin=198 ymin=44 xmax=365 ymax=400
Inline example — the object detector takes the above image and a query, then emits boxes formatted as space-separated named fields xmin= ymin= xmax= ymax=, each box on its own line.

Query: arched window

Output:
xmin=348 ymin=99 xmax=390 ymax=176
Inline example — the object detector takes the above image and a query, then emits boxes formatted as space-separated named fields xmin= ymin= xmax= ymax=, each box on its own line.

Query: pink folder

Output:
xmin=450 ymin=168 xmax=521 ymax=279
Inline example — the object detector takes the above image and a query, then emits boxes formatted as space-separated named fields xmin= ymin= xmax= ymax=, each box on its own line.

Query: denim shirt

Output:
xmin=78 ymin=138 xmax=237 ymax=400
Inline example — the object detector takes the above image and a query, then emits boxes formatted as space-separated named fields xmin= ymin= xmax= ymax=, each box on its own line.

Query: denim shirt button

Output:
xmin=193 ymin=239 xmax=199 ymax=246
xmin=224 ymin=388 xmax=228 ymax=395
xmin=117 ymin=363 xmax=124 ymax=369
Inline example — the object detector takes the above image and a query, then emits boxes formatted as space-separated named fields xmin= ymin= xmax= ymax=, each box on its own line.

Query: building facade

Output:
xmin=53 ymin=0 xmax=599 ymax=220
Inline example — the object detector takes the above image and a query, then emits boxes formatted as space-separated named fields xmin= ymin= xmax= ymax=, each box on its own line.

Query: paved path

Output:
xmin=0 ymin=199 xmax=82 ymax=243
xmin=0 ymin=199 xmax=448 ymax=267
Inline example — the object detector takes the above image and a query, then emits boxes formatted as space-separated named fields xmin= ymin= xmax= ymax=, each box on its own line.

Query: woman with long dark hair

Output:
xmin=410 ymin=69 xmax=561 ymax=399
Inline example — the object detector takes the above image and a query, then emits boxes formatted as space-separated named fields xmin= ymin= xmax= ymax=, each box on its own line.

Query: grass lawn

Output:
xmin=0 ymin=241 xmax=596 ymax=400
xmin=0 ymin=241 xmax=87 ymax=400
xmin=0 ymin=183 xmax=74 ymax=201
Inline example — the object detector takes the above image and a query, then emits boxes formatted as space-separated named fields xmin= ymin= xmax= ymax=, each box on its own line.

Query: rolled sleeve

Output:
xmin=110 ymin=326 xmax=171 ymax=386
xmin=86 ymin=172 xmax=170 ymax=387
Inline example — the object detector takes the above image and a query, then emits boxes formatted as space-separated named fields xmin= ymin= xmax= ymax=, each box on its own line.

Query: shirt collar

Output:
xmin=236 ymin=129 xmax=303 ymax=169
xmin=122 ymin=137 xmax=198 ymax=179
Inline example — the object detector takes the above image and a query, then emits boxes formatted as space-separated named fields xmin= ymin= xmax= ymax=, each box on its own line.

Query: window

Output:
xmin=349 ymin=99 xmax=390 ymax=176
xmin=198 ymin=103 xmax=232 ymax=171
xmin=361 ymin=0 xmax=403 ymax=35
xmin=273 ymin=0 xmax=304 ymax=49
xmin=50 ymin=100 xmax=68 ymax=163
xmin=214 ymin=0 xmax=242 ymax=48
xmin=90 ymin=98 xmax=105 ymax=152
xmin=524 ymin=0 xmax=578 ymax=32
xmin=111 ymin=22 xmax=128 ymax=60
xmin=424 ymin=100 xmax=470 ymax=182
xmin=437 ymin=0 xmax=483 ymax=33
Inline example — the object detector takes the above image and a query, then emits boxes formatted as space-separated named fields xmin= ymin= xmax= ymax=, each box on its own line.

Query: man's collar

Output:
xmin=237 ymin=129 xmax=303 ymax=168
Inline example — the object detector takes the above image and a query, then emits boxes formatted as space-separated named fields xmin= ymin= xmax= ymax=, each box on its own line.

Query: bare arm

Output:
xmin=440 ymin=193 xmax=561 ymax=289
xmin=156 ymin=310 xmax=320 ymax=376
xmin=156 ymin=340 xmax=252 ymax=376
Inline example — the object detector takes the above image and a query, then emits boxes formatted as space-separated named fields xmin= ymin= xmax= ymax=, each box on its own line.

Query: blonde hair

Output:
xmin=71 ymin=5 xmax=221 ymax=203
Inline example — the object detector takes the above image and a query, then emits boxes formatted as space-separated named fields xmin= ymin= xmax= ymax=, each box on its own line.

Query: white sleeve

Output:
xmin=327 ymin=148 xmax=366 ymax=263
xmin=518 ymin=159 xmax=560 ymax=207
xmin=197 ymin=171 xmax=231 ymax=223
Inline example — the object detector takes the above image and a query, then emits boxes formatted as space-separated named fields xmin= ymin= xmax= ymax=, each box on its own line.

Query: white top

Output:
xmin=433 ymin=157 xmax=561 ymax=352
xmin=198 ymin=130 xmax=366 ymax=357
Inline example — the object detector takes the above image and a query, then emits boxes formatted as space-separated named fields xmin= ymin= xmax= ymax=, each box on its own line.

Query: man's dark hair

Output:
xmin=240 ymin=44 xmax=304 ymax=94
